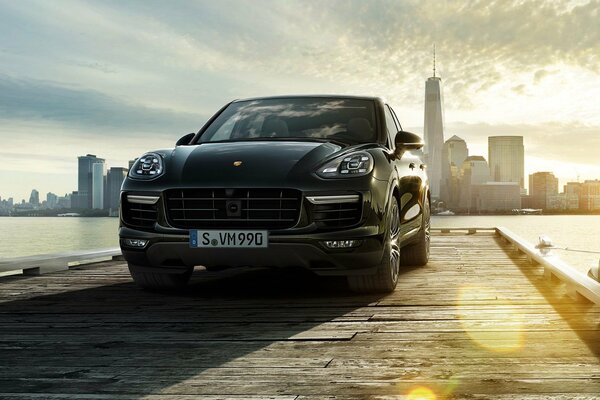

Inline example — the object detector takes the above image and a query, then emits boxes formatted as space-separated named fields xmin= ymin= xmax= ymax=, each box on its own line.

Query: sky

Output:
xmin=1 ymin=0 xmax=600 ymax=201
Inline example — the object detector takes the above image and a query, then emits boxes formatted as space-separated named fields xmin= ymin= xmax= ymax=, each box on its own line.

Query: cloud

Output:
xmin=0 ymin=0 xmax=599 ymax=198
xmin=0 ymin=75 xmax=206 ymax=134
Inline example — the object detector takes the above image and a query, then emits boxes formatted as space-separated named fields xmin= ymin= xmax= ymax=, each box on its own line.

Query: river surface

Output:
xmin=0 ymin=215 xmax=598 ymax=274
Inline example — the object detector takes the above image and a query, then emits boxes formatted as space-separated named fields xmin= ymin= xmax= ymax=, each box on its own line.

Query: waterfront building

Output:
xmin=56 ymin=194 xmax=71 ymax=209
xmin=91 ymin=162 xmax=106 ymax=210
xmin=529 ymin=172 xmax=559 ymax=209
xmin=441 ymin=135 xmax=468 ymax=207
xmin=106 ymin=167 xmax=128 ymax=212
xmin=471 ymin=182 xmax=521 ymax=212
xmin=71 ymin=191 xmax=86 ymax=209
xmin=580 ymin=180 xmax=600 ymax=211
xmin=78 ymin=154 xmax=105 ymax=209
xmin=423 ymin=49 xmax=445 ymax=199
xmin=46 ymin=192 xmax=58 ymax=209
xmin=458 ymin=156 xmax=490 ymax=212
xmin=564 ymin=182 xmax=582 ymax=210
xmin=29 ymin=189 xmax=39 ymax=206
xmin=488 ymin=136 xmax=525 ymax=192
xmin=547 ymin=193 xmax=567 ymax=210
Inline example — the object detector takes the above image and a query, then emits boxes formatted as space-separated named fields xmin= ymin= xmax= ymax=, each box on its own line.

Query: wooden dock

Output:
xmin=0 ymin=231 xmax=599 ymax=399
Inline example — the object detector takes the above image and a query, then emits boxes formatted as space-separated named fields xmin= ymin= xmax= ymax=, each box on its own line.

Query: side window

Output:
xmin=389 ymin=106 xmax=403 ymax=131
xmin=384 ymin=105 xmax=398 ymax=149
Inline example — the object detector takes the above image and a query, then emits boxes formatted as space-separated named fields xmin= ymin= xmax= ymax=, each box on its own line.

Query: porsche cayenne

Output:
xmin=120 ymin=95 xmax=430 ymax=293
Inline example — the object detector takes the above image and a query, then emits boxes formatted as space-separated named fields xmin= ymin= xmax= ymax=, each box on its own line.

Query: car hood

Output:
xmin=168 ymin=141 xmax=343 ymax=186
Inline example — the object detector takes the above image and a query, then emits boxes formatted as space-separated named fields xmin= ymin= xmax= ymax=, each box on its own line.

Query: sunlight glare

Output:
xmin=457 ymin=285 xmax=525 ymax=353
xmin=407 ymin=386 xmax=437 ymax=400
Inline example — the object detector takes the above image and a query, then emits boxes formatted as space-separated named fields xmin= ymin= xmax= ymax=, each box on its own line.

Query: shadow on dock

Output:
xmin=0 ymin=266 xmax=384 ymax=397
xmin=495 ymin=235 xmax=600 ymax=358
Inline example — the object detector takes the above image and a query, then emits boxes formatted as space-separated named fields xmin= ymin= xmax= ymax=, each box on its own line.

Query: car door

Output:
xmin=384 ymin=104 xmax=427 ymax=236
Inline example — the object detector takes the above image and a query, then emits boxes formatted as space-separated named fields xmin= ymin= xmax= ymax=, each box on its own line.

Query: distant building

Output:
xmin=458 ymin=156 xmax=490 ymax=212
xmin=547 ymin=193 xmax=567 ymax=210
xmin=564 ymin=182 xmax=582 ymax=210
xmin=471 ymin=182 xmax=521 ymax=212
xmin=529 ymin=172 xmax=559 ymax=209
xmin=488 ymin=136 xmax=525 ymax=192
xmin=580 ymin=180 xmax=600 ymax=211
xmin=46 ymin=192 xmax=58 ymax=209
xmin=91 ymin=162 xmax=105 ymax=209
xmin=78 ymin=154 xmax=105 ymax=209
xmin=423 ymin=53 xmax=445 ymax=199
xmin=57 ymin=193 xmax=71 ymax=209
xmin=441 ymin=135 xmax=468 ymax=208
xmin=71 ymin=191 xmax=86 ymax=209
xmin=29 ymin=189 xmax=39 ymax=206
xmin=106 ymin=167 xmax=128 ymax=212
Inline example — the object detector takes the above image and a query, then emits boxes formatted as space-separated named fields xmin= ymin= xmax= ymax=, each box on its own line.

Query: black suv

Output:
xmin=120 ymin=95 xmax=430 ymax=293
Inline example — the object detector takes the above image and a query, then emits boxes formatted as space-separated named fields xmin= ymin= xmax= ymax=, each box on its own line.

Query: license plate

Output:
xmin=189 ymin=230 xmax=268 ymax=248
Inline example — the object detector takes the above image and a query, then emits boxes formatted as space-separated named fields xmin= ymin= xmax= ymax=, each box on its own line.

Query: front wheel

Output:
xmin=347 ymin=196 xmax=400 ymax=294
xmin=128 ymin=263 xmax=193 ymax=290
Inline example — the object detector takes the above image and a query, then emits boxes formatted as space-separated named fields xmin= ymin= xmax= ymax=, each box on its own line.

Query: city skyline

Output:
xmin=1 ymin=1 xmax=600 ymax=200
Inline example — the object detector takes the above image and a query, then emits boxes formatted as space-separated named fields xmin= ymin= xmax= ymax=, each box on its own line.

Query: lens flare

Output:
xmin=457 ymin=285 xmax=525 ymax=353
xmin=407 ymin=386 xmax=437 ymax=400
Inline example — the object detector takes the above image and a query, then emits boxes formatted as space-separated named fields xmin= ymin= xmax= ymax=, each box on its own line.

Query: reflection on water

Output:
xmin=433 ymin=215 xmax=600 ymax=274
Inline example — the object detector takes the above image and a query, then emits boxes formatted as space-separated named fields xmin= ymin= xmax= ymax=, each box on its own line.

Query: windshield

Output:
xmin=199 ymin=98 xmax=377 ymax=145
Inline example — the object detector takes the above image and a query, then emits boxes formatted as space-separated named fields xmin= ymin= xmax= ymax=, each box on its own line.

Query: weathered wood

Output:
xmin=0 ymin=232 xmax=598 ymax=398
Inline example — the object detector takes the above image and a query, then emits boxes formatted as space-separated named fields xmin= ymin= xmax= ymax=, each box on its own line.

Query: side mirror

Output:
xmin=394 ymin=131 xmax=424 ymax=154
xmin=176 ymin=133 xmax=196 ymax=146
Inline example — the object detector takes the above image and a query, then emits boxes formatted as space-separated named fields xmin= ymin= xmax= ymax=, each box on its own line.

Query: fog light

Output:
xmin=322 ymin=240 xmax=360 ymax=249
xmin=124 ymin=238 xmax=148 ymax=248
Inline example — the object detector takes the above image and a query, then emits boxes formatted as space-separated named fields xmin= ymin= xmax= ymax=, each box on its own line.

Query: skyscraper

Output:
xmin=91 ymin=161 xmax=105 ymax=209
xmin=106 ymin=167 xmax=128 ymax=211
xmin=78 ymin=154 xmax=105 ymax=208
xmin=29 ymin=189 xmax=39 ymax=206
xmin=46 ymin=192 xmax=58 ymax=209
xmin=458 ymin=156 xmax=490 ymax=212
xmin=423 ymin=47 xmax=445 ymax=198
xmin=441 ymin=135 xmax=468 ymax=206
xmin=529 ymin=172 xmax=559 ymax=209
xmin=488 ymin=136 xmax=525 ymax=191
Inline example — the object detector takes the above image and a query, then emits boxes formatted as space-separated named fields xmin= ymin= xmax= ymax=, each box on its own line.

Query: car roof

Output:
xmin=231 ymin=94 xmax=384 ymax=103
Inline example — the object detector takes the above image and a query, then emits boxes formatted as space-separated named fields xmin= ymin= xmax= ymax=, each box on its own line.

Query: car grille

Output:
xmin=311 ymin=198 xmax=362 ymax=229
xmin=121 ymin=197 xmax=158 ymax=229
xmin=165 ymin=189 xmax=302 ymax=229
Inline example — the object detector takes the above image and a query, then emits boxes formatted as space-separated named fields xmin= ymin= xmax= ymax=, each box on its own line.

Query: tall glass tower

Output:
xmin=91 ymin=161 xmax=105 ymax=210
xmin=488 ymin=136 xmax=524 ymax=191
xmin=423 ymin=46 xmax=445 ymax=199
xmin=78 ymin=154 xmax=105 ymax=209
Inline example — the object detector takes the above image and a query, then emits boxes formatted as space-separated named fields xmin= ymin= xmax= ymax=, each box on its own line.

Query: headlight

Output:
xmin=129 ymin=152 xmax=164 ymax=179
xmin=316 ymin=151 xmax=373 ymax=178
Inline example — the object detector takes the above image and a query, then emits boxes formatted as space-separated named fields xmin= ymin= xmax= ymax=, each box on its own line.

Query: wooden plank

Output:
xmin=0 ymin=232 xmax=598 ymax=398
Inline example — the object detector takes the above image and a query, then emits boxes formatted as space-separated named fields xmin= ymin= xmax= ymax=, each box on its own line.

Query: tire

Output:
xmin=347 ymin=195 xmax=401 ymax=294
xmin=128 ymin=263 xmax=193 ymax=290
xmin=400 ymin=196 xmax=431 ymax=266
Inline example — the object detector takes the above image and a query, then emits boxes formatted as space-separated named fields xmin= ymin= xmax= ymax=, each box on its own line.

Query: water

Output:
xmin=0 ymin=217 xmax=119 ymax=259
xmin=432 ymin=215 xmax=600 ymax=275
xmin=0 ymin=215 xmax=598 ymax=275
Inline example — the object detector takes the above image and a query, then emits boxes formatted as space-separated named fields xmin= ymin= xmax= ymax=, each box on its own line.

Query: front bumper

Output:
xmin=120 ymin=225 xmax=385 ymax=276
